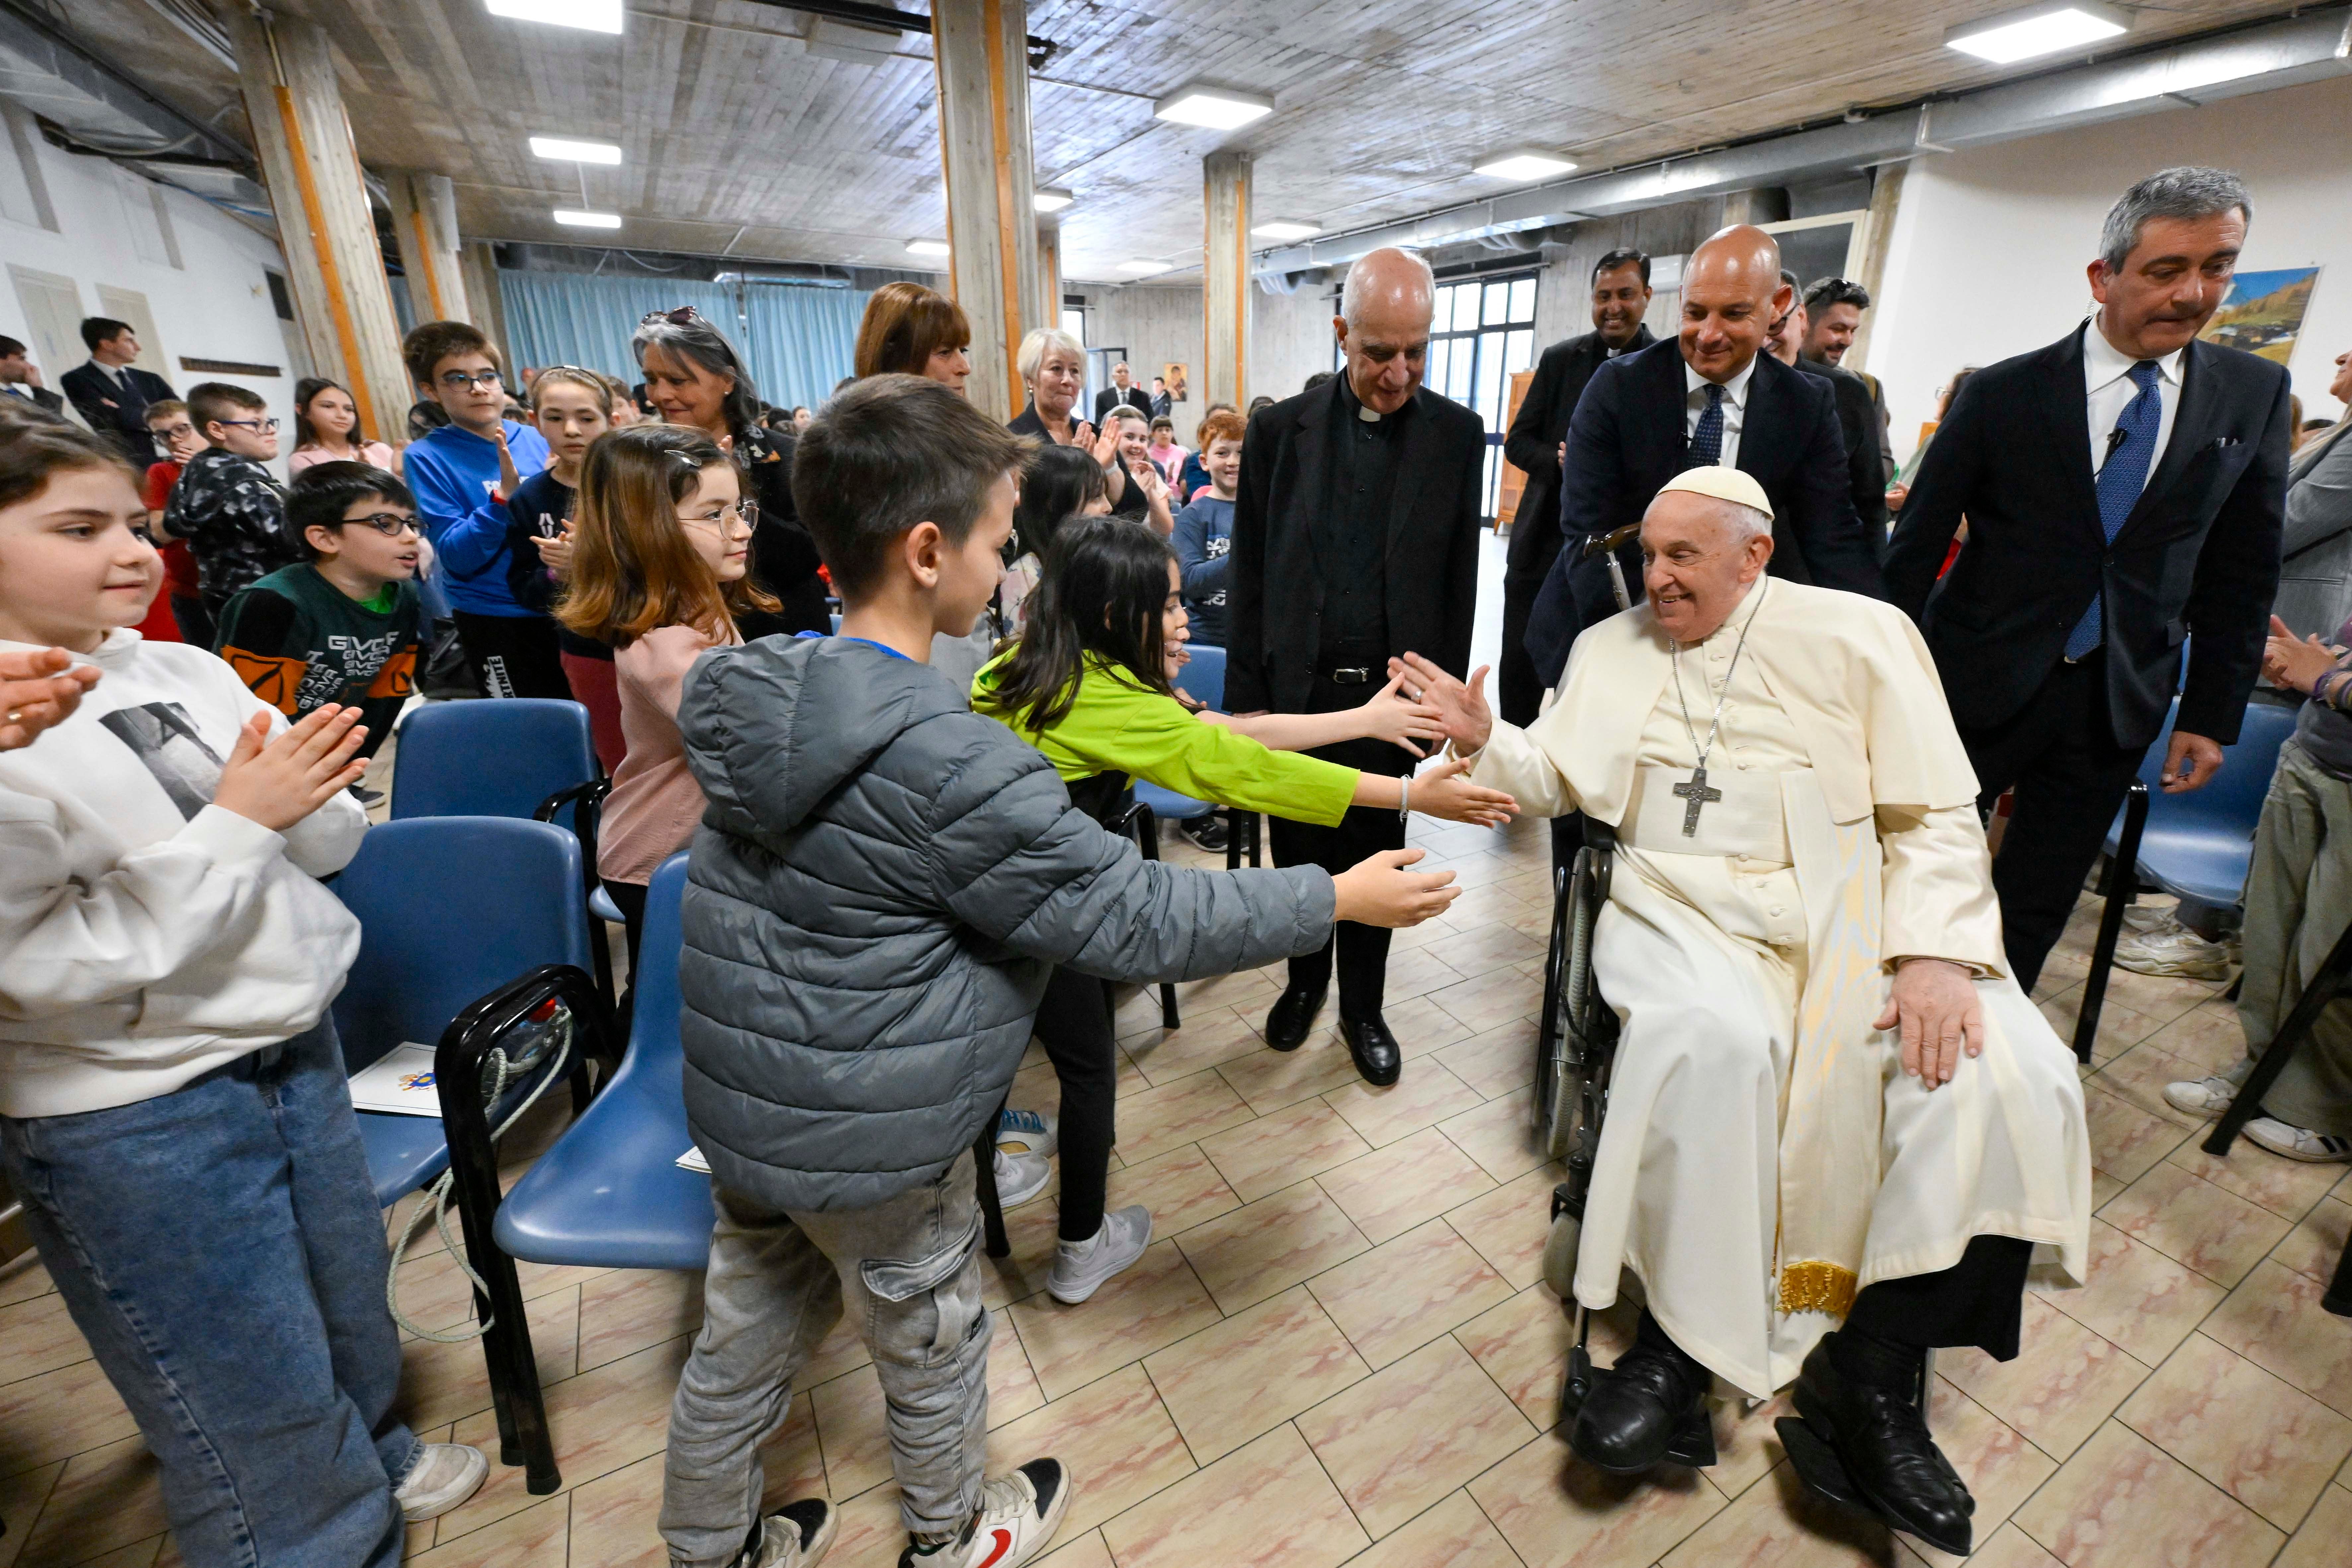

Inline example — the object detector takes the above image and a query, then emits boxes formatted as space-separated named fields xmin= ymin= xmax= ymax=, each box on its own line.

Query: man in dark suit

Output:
xmin=0 ymin=336 xmax=66 ymax=420
xmin=1885 ymin=167 xmax=2291 ymax=990
xmin=1498 ymin=248 xmax=1655 ymax=726
xmin=1804 ymin=276 xmax=1894 ymax=471
xmin=1524 ymin=225 xmax=1881 ymax=687
xmin=1093 ymin=362 xmax=1142 ymax=423
xmin=61 ymin=317 xmax=176 ymax=463
xmin=1228 ymin=247 xmax=1486 ymax=1085
xmin=1769 ymin=272 xmax=1890 ymax=551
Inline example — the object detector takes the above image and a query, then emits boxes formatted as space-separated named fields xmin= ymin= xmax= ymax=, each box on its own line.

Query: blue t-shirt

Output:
xmin=1171 ymin=493 xmax=1235 ymax=647
xmin=403 ymin=420 xmax=550 ymax=617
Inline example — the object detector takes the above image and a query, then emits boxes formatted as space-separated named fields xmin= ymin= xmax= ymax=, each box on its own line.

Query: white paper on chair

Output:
xmin=677 ymin=1146 xmax=712 ymax=1173
xmin=346 ymin=1044 xmax=445 ymax=1117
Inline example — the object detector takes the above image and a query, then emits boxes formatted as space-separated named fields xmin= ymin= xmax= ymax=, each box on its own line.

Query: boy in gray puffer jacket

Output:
xmin=660 ymin=375 xmax=1460 ymax=1568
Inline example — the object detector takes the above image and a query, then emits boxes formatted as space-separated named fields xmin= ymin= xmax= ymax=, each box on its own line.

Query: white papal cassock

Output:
xmin=1467 ymin=577 xmax=2090 ymax=1398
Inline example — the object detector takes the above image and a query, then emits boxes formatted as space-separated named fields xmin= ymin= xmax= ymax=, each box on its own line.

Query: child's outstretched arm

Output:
xmin=1203 ymin=670 xmax=1446 ymax=756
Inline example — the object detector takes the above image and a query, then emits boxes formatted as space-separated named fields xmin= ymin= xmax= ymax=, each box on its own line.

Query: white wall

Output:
xmin=1251 ymin=285 xmax=1336 ymax=411
xmin=0 ymin=121 xmax=299 ymax=477
xmin=1868 ymin=73 xmax=2352 ymax=470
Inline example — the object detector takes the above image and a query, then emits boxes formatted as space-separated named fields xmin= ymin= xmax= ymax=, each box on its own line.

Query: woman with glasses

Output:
xmin=558 ymin=425 xmax=772 ymax=962
xmin=287 ymin=378 xmax=399 ymax=477
xmin=631 ymin=307 xmax=828 ymax=639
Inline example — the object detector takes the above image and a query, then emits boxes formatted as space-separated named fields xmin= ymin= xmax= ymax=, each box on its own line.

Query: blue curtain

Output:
xmin=494 ymin=270 xmax=868 ymax=411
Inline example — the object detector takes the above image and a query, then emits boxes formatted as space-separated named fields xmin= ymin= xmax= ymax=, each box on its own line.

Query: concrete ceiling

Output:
xmin=11 ymin=0 xmax=2309 ymax=280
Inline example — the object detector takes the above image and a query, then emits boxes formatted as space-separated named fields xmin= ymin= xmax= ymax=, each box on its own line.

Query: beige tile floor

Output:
xmin=6 ymin=809 xmax=2352 ymax=1567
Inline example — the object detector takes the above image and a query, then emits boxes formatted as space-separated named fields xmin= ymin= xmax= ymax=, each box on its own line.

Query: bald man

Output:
xmin=1523 ymin=224 xmax=1881 ymax=690
xmin=1226 ymin=247 xmax=1487 ymax=1086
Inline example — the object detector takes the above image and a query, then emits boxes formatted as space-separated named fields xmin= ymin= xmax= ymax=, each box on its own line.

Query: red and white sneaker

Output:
xmin=897 ymin=1459 xmax=1072 ymax=1568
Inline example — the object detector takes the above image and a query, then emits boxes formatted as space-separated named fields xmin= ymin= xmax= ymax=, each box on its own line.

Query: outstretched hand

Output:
xmin=1355 ymin=670 xmax=1449 ymax=756
xmin=1330 ymin=847 xmax=1459 ymax=928
xmin=1410 ymin=756 xmax=1517 ymax=827
xmin=1388 ymin=653 xmax=1492 ymax=754
xmin=1875 ymin=958 xmax=1983 ymax=1090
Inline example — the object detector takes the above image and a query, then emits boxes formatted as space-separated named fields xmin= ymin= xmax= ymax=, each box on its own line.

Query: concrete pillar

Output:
xmin=1202 ymin=150 xmax=1252 ymax=413
xmin=386 ymin=171 xmax=470 ymax=327
xmin=931 ymin=0 xmax=1041 ymax=421
xmin=458 ymin=240 xmax=513 ymax=373
xmin=1846 ymin=163 xmax=1907 ymax=377
xmin=223 ymin=9 xmax=409 ymax=444
xmin=1036 ymin=223 xmax=1062 ymax=338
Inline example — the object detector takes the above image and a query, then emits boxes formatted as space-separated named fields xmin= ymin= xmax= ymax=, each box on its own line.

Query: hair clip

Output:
xmin=668 ymin=448 xmax=704 ymax=470
xmin=640 ymin=306 xmax=701 ymax=327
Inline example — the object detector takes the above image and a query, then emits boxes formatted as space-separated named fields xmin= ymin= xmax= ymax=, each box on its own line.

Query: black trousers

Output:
xmin=1845 ymin=1234 xmax=2035 ymax=1361
xmin=451 ymin=610 xmax=569 ymax=701
xmin=1028 ymin=966 xmax=1117 ymax=1243
xmin=1959 ymin=653 xmax=2150 ymax=992
xmin=1498 ymin=570 xmax=1548 ymax=729
xmin=1266 ymin=671 xmax=1414 ymax=1021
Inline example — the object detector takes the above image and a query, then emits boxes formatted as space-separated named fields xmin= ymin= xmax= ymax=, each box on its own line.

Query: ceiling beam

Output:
xmin=730 ymin=0 xmax=1058 ymax=67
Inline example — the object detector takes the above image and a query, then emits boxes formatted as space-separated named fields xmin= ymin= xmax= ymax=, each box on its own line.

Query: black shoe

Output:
xmin=1179 ymin=815 xmax=1230 ymax=853
xmin=1263 ymin=982 xmax=1327 ymax=1051
xmin=1340 ymin=1012 xmax=1402 ymax=1086
xmin=1785 ymin=1334 xmax=1973 ymax=1556
xmin=1568 ymin=1316 xmax=1715 ymax=1473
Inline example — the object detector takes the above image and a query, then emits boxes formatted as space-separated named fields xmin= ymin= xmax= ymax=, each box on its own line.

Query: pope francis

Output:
xmin=1396 ymin=467 xmax=2090 ymax=1557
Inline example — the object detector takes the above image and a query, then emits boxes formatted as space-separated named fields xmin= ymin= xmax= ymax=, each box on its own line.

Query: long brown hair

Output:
xmin=854 ymin=282 xmax=972 ymax=380
xmin=557 ymin=425 xmax=776 ymax=648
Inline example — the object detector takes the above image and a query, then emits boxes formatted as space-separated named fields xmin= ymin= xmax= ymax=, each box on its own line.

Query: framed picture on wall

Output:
xmin=2199 ymin=266 xmax=2320 ymax=365
xmin=1163 ymin=362 xmax=1188 ymax=402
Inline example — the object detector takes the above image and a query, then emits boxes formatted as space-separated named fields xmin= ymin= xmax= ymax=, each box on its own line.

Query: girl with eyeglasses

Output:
xmin=287 ymin=377 xmax=399 ymax=477
xmin=631 ymin=308 xmax=829 ymax=640
xmin=559 ymin=425 xmax=774 ymax=961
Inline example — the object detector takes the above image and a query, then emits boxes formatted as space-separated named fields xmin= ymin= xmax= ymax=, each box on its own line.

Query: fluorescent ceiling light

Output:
xmin=1033 ymin=188 xmax=1075 ymax=214
xmin=905 ymin=239 xmax=951 ymax=257
xmin=1116 ymin=260 xmax=1173 ymax=275
xmin=530 ymin=136 xmax=622 ymax=165
xmin=1251 ymin=218 xmax=1322 ymax=241
xmin=552 ymin=208 xmax=621 ymax=228
xmin=486 ymin=0 xmax=622 ymax=34
xmin=1153 ymin=83 xmax=1274 ymax=130
xmin=1472 ymin=148 xmax=1578 ymax=182
xmin=1944 ymin=2 xmax=2128 ymax=63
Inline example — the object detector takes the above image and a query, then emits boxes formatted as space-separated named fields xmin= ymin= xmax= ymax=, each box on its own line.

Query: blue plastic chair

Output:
xmin=332 ymin=817 xmax=599 ymax=1206
xmin=2070 ymin=698 xmax=2297 ymax=1059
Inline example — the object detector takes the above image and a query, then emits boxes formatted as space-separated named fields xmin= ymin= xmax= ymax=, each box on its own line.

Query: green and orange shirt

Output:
xmin=213 ymin=564 xmax=420 ymax=760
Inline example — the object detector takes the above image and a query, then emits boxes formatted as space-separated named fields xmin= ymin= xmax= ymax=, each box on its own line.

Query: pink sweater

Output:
xmin=598 ymin=622 xmax=732 ymax=887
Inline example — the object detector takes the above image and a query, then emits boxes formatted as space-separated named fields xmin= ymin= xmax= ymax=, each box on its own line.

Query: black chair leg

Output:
xmin=1121 ymin=805 xmax=1181 ymax=1028
xmin=2073 ymin=782 xmax=2149 ymax=1064
xmin=2205 ymin=914 xmax=2352 ymax=1157
xmin=2325 ymin=1223 xmax=2352 ymax=1317
xmin=973 ymin=1109 xmax=1009 ymax=1259
xmin=1226 ymin=807 xmax=1242 ymax=871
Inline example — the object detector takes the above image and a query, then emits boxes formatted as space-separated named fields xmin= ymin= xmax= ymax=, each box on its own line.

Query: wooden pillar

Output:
xmin=387 ymin=171 xmax=470 ymax=327
xmin=1036 ymin=223 xmax=1062 ymax=337
xmin=932 ymin=0 xmax=1041 ymax=422
xmin=1846 ymin=163 xmax=1907 ymax=377
xmin=222 ymin=8 xmax=409 ymax=443
xmin=1202 ymin=151 xmax=1251 ymax=413
xmin=458 ymin=240 xmax=513 ymax=372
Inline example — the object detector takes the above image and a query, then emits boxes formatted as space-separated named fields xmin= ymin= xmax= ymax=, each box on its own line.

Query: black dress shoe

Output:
xmin=1263 ymin=982 xmax=1327 ymax=1051
xmin=1787 ymin=1334 xmax=1973 ymax=1556
xmin=1568 ymin=1318 xmax=1715 ymax=1474
xmin=1340 ymin=1012 xmax=1402 ymax=1086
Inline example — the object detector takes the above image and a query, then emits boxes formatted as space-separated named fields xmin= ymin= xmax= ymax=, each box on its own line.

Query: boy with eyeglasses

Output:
xmin=159 ymin=381 xmax=299 ymax=620
xmin=214 ymin=462 xmax=423 ymax=771
xmin=397 ymin=321 xmax=562 ymax=699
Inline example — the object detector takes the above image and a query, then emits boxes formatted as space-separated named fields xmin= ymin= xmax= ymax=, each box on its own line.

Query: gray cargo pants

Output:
xmin=660 ymin=1153 xmax=990 ymax=1566
xmin=2235 ymin=740 xmax=2352 ymax=1137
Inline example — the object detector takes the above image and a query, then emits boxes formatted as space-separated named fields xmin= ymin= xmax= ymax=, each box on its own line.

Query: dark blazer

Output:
xmin=1 ymin=383 xmax=65 ymax=418
xmin=1796 ymin=357 xmax=1890 ymax=548
xmin=62 ymin=361 xmax=175 ymax=462
xmin=1226 ymin=378 xmax=1485 ymax=715
xmin=1884 ymin=325 xmax=2290 ymax=748
xmin=1502 ymin=326 xmax=1654 ymax=584
xmin=1523 ymin=338 xmax=1881 ymax=684
xmin=1094 ymin=385 xmax=1146 ymax=424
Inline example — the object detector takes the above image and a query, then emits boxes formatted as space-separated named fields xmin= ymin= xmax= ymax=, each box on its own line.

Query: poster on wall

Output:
xmin=1163 ymin=362 xmax=1188 ymax=402
xmin=2199 ymin=266 xmax=2320 ymax=364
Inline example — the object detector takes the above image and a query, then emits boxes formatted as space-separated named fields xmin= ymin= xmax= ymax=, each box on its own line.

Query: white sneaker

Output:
xmin=897 ymin=1459 xmax=1072 ymax=1568
xmin=997 ymin=1106 xmax=1058 ymax=1160
xmin=994 ymin=1149 xmax=1052 ymax=1208
xmin=395 ymin=1443 xmax=488 ymax=1522
xmin=2163 ymin=1075 xmax=2242 ymax=1118
xmin=2113 ymin=912 xmax=2233 ymax=980
xmin=2244 ymin=1117 xmax=2352 ymax=1163
xmin=1047 ymin=1206 xmax=1151 ymax=1305
xmin=736 ymin=1499 xmax=838 ymax=1567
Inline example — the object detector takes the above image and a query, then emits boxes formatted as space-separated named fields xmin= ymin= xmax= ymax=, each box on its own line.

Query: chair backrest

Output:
xmin=332 ymin=816 xmax=593 ymax=1073
xmin=390 ymin=699 xmax=598 ymax=822
xmin=2134 ymin=697 xmax=2298 ymax=828
xmin=1176 ymin=642 xmax=1227 ymax=710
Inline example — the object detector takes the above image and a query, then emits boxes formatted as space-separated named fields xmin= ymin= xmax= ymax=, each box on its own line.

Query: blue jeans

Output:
xmin=0 ymin=1019 xmax=419 ymax=1567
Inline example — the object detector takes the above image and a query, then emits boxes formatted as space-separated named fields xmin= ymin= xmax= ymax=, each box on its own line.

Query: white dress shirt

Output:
xmin=1685 ymin=355 xmax=1758 ymax=470
xmin=2082 ymin=320 xmax=2184 ymax=484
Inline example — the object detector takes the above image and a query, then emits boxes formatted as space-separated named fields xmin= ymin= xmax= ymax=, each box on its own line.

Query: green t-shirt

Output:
xmin=213 ymin=563 xmax=422 ymax=759
xmin=972 ymin=650 xmax=1356 ymax=828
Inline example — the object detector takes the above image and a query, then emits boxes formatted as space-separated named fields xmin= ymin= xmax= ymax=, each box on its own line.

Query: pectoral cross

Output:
xmin=1672 ymin=767 xmax=1722 ymax=836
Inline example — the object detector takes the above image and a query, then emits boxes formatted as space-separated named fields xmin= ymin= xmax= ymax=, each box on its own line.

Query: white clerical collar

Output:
xmin=1685 ymin=354 xmax=1757 ymax=410
xmin=2083 ymin=318 xmax=2184 ymax=394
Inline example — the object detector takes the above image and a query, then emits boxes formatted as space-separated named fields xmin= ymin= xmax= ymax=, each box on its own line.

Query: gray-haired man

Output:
xmin=1885 ymin=166 xmax=2293 ymax=989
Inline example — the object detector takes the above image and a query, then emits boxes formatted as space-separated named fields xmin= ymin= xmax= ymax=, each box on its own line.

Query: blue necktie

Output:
xmin=1685 ymin=383 xmax=1726 ymax=469
xmin=2064 ymin=359 xmax=2163 ymax=660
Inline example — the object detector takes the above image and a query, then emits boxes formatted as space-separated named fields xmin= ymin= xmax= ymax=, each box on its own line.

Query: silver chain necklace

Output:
xmin=1667 ymin=579 xmax=1767 ymax=836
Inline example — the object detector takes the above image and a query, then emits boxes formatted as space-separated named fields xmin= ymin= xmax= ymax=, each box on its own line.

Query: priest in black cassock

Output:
xmin=1225 ymin=247 xmax=1487 ymax=1086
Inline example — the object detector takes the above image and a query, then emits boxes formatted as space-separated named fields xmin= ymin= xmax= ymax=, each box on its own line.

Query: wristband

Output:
xmin=1398 ymin=774 xmax=1411 ymax=821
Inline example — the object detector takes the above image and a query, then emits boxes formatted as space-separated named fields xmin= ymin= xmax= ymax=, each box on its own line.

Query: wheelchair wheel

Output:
xmin=1533 ymin=865 xmax=1569 ymax=1135
xmin=1546 ymin=848 xmax=1605 ymax=1159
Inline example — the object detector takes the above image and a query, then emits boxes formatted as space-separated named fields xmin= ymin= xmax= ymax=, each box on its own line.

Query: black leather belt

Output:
xmin=1328 ymin=666 xmax=1374 ymax=684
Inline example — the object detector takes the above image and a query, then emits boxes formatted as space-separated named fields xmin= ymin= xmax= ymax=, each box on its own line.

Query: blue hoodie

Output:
xmin=403 ymin=419 xmax=550 ymax=617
